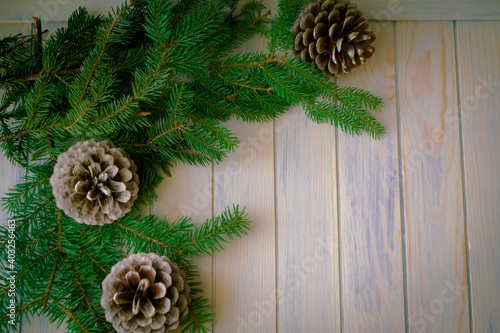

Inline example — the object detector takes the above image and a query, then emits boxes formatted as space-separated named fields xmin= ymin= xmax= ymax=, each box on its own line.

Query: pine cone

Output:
xmin=101 ymin=253 xmax=191 ymax=333
xmin=292 ymin=0 xmax=375 ymax=76
xmin=50 ymin=140 xmax=139 ymax=225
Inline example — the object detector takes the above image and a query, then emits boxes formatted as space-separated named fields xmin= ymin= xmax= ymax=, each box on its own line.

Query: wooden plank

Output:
xmin=336 ymin=23 xmax=405 ymax=333
xmin=456 ymin=21 xmax=500 ymax=332
xmin=1 ymin=0 xmax=500 ymax=22
xmin=275 ymin=108 xmax=340 ymax=332
xmin=396 ymin=21 xmax=470 ymax=332
xmin=212 ymin=119 xmax=276 ymax=333
xmin=151 ymin=164 xmax=213 ymax=332
xmin=20 ymin=318 xmax=65 ymax=333
xmin=0 ymin=0 xmax=123 ymax=22
xmin=1 ymin=0 xmax=500 ymax=23
xmin=211 ymin=2 xmax=277 ymax=330
xmin=356 ymin=1 xmax=500 ymax=21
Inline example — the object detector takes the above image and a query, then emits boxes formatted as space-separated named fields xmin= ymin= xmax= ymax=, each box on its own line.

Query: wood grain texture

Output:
xmin=456 ymin=21 xmax=500 ymax=333
xmin=355 ymin=1 xmax=500 ymax=21
xmin=275 ymin=108 xmax=340 ymax=333
xmin=3 ymin=1 xmax=500 ymax=333
xmin=1 ymin=0 xmax=500 ymax=22
xmin=213 ymin=119 xmax=276 ymax=333
xmin=151 ymin=164 xmax=213 ymax=332
xmin=336 ymin=23 xmax=405 ymax=333
xmin=396 ymin=21 xmax=470 ymax=332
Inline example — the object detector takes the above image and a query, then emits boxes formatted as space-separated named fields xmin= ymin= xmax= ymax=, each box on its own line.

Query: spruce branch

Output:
xmin=42 ymin=261 xmax=58 ymax=309
xmin=0 ymin=297 xmax=43 ymax=322
xmin=50 ymin=298 xmax=90 ymax=333
xmin=67 ymin=262 xmax=110 ymax=333
xmin=180 ymin=295 xmax=215 ymax=333
xmin=179 ymin=205 xmax=251 ymax=255
xmin=0 ymin=0 xmax=385 ymax=331
xmin=0 ymin=129 xmax=32 ymax=142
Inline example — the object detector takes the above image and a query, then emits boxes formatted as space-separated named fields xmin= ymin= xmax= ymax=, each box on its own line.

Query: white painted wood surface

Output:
xmin=1 ymin=1 xmax=499 ymax=333
xmin=213 ymin=119 xmax=277 ymax=333
xmin=336 ymin=23 xmax=405 ymax=333
xmin=1 ymin=0 xmax=500 ymax=21
xmin=275 ymin=108 xmax=340 ymax=333
xmin=396 ymin=21 xmax=470 ymax=332
xmin=456 ymin=21 xmax=500 ymax=333
xmin=152 ymin=164 xmax=213 ymax=332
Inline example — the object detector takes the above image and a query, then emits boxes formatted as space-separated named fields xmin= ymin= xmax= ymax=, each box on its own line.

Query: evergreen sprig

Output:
xmin=0 ymin=170 xmax=250 ymax=332
xmin=0 ymin=0 xmax=384 ymax=332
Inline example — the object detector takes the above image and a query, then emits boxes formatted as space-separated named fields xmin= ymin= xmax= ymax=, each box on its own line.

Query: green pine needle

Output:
xmin=0 ymin=0 xmax=384 ymax=331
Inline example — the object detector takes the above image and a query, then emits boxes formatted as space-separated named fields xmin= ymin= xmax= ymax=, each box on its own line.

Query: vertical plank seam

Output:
xmin=453 ymin=20 xmax=473 ymax=333
xmin=393 ymin=21 xmax=409 ymax=333
xmin=273 ymin=118 xmax=279 ymax=333
xmin=211 ymin=162 xmax=216 ymax=333
xmin=334 ymin=113 xmax=344 ymax=333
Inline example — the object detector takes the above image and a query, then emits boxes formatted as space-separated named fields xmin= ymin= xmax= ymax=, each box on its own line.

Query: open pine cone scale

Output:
xmin=50 ymin=140 xmax=139 ymax=225
xmin=102 ymin=253 xmax=191 ymax=333
xmin=292 ymin=0 xmax=375 ymax=76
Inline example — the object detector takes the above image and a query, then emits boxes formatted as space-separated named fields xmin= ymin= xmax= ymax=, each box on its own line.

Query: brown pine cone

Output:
xmin=49 ymin=140 xmax=139 ymax=225
xmin=292 ymin=0 xmax=375 ymax=76
xmin=101 ymin=253 xmax=191 ymax=333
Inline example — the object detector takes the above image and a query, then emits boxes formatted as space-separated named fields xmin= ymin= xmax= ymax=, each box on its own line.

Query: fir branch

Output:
xmin=215 ymin=70 xmax=273 ymax=92
xmin=0 ymin=67 xmax=80 ymax=84
xmin=42 ymin=261 xmax=58 ymax=309
xmin=258 ymin=64 xmax=343 ymax=119
xmin=179 ymin=205 xmax=251 ymax=255
xmin=113 ymin=219 xmax=182 ymax=252
xmin=0 ymin=297 xmax=43 ymax=322
xmin=231 ymin=7 xmax=271 ymax=40
xmin=188 ymin=113 xmax=238 ymax=148
xmin=0 ymin=1 xmax=385 ymax=331
xmin=31 ymin=16 xmax=43 ymax=68
xmin=18 ymin=227 xmax=57 ymax=254
xmin=2 ymin=174 xmax=50 ymax=210
xmin=0 ymin=197 xmax=53 ymax=253
xmin=268 ymin=0 xmax=305 ymax=56
xmin=81 ymin=249 xmax=109 ymax=275
xmin=219 ymin=56 xmax=283 ymax=68
xmin=180 ymin=127 xmax=224 ymax=156
xmin=0 ymin=246 xmax=57 ymax=297
xmin=77 ymin=6 xmax=129 ymax=102
xmin=335 ymin=94 xmax=385 ymax=138
xmin=68 ymin=262 xmax=110 ymax=332
xmin=0 ymin=129 xmax=32 ymax=143
xmin=50 ymin=298 xmax=90 ymax=333
xmin=181 ymin=295 xmax=214 ymax=333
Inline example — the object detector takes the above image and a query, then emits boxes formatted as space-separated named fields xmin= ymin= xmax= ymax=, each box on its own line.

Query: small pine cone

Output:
xmin=101 ymin=253 xmax=191 ymax=333
xmin=292 ymin=0 xmax=376 ymax=76
xmin=50 ymin=140 xmax=139 ymax=225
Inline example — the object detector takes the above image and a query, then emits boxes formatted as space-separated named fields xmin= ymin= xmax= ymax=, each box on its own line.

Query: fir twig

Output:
xmin=0 ymin=1 xmax=385 ymax=332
